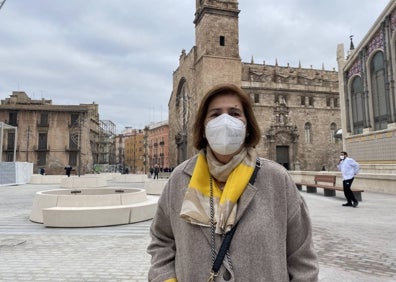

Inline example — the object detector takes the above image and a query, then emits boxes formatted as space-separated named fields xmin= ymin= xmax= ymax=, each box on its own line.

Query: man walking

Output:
xmin=64 ymin=165 xmax=72 ymax=177
xmin=337 ymin=151 xmax=360 ymax=207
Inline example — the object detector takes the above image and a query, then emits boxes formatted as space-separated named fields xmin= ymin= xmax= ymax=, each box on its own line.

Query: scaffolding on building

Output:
xmin=0 ymin=122 xmax=17 ymax=162
xmin=96 ymin=120 xmax=116 ymax=168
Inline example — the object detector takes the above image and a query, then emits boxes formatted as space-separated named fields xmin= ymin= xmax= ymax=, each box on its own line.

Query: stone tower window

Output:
xmin=304 ymin=122 xmax=312 ymax=144
xmin=326 ymin=98 xmax=331 ymax=107
xmin=334 ymin=98 xmax=339 ymax=107
xmin=308 ymin=96 xmax=314 ymax=106
xmin=219 ymin=36 xmax=225 ymax=46
xmin=300 ymin=96 xmax=305 ymax=106
xmin=254 ymin=93 xmax=260 ymax=103
xmin=330 ymin=123 xmax=337 ymax=143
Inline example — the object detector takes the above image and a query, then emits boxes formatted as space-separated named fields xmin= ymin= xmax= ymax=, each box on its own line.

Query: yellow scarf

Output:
xmin=180 ymin=147 xmax=257 ymax=234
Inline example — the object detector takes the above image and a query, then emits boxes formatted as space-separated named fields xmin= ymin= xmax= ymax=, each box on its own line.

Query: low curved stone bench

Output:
xmin=144 ymin=179 xmax=168 ymax=195
xmin=30 ymin=188 xmax=158 ymax=227
xmin=29 ymin=174 xmax=66 ymax=184
xmin=42 ymin=196 xmax=158 ymax=227
xmin=98 ymin=173 xmax=122 ymax=181
xmin=61 ymin=175 xmax=107 ymax=188
xmin=113 ymin=174 xmax=148 ymax=183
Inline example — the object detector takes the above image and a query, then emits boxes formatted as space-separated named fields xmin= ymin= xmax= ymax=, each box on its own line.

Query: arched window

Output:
xmin=351 ymin=76 xmax=364 ymax=134
xmin=304 ymin=122 xmax=312 ymax=144
xmin=370 ymin=51 xmax=388 ymax=130
xmin=330 ymin=123 xmax=337 ymax=143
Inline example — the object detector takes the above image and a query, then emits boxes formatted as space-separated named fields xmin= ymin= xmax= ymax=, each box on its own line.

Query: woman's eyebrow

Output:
xmin=229 ymin=107 xmax=242 ymax=112
xmin=208 ymin=106 xmax=241 ymax=112
xmin=207 ymin=107 xmax=222 ymax=113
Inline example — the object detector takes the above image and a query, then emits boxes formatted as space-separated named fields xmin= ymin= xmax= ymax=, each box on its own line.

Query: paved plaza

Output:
xmin=0 ymin=181 xmax=395 ymax=281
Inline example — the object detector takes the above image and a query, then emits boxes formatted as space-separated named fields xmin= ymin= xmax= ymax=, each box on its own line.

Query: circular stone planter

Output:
xmin=30 ymin=188 xmax=158 ymax=227
xmin=144 ymin=179 xmax=168 ymax=195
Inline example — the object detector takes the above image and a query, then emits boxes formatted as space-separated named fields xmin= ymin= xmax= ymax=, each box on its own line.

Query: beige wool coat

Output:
xmin=147 ymin=155 xmax=319 ymax=282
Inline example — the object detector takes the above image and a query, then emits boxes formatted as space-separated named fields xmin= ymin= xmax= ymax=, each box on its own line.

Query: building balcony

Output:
xmin=33 ymin=145 xmax=50 ymax=152
xmin=68 ymin=123 xmax=80 ymax=128
xmin=5 ymin=120 xmax=18 ymax=126
xmin=37 ymin=121 xmax=49 ymax=128
xmin=3 ymin=145 xmax=19 ymax=152
xmin=65 ymin=146 xmax=79 ymax=152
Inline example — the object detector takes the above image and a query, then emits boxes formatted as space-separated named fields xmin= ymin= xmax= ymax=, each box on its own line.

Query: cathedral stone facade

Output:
xmin=168 ymin=0 xmax=342 ymax=171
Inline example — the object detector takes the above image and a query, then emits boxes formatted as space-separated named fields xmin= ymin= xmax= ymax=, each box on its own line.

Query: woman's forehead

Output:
xmin=208 ymin=94 xmax=242 ymax=108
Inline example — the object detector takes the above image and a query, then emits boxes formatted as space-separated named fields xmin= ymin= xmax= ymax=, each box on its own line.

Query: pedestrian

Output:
xmin=147 ymin=84 xmax=318 ymax=281
xmin=337 ymin=151 xmax=360 ymax=207
xmin=64 ymin=165 xmax=72 ymax=177
xmin=153 ymin=164 xmax=159 ymax=179
xmin=40 ymin=167 xmax=45 ymax=175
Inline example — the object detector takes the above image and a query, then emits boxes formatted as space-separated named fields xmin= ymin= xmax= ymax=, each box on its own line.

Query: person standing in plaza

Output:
xmin=64 ymin=165 xmax=72 ymax=177
xmin=337 ymin=151 xmax=360 ymax=207
xmin=147 ymin=84 xmax=318 ymax=281
xmin=153 ymin=164 xmax=159 ymax=179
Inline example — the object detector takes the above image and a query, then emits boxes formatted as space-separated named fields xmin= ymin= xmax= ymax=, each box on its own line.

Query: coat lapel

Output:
xmin=235 ymin=184 xmax=257 ymax=223
xmin=181 ymin=155 xmax=258 ymax=242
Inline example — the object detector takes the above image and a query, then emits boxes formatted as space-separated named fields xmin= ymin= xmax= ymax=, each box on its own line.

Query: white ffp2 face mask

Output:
xmin=205 ymin=113 xmax=246 ymax=155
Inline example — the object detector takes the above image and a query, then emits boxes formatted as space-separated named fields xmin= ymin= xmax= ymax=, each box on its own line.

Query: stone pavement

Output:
xmin=0 ymin=182 xmax=395 ymax=281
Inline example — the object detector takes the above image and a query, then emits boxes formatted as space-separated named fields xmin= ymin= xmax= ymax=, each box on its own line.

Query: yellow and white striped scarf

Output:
xmin=180 ymin=147 xmax=257 ymax=234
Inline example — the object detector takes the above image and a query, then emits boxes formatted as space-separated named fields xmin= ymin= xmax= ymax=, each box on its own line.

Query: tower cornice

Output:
xmin=194 ymin=1 xmax=239 ymax=25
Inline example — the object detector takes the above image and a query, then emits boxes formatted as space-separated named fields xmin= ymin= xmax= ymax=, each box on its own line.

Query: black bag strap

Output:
xmin=249 ymin=157 xmax=261 ymax=185
xmin=211 ymin=222 xmax=238 ymax=275
xmin=210 ymin=158 xmax=261 ymax=275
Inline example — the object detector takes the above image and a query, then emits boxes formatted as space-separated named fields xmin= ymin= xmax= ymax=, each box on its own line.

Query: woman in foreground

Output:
xmin=147 ymin=84 xmax=318 ymax=281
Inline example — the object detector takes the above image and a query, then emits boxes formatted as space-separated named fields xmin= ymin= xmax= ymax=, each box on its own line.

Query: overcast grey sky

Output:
xmin=0 ymin=0 xmax=390 ymax=132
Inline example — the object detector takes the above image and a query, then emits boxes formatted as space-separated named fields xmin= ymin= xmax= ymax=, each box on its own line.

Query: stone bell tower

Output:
xmin=194 ymin=0 xmax=242 ymax=97
xmin=169 ymin=0 xmax=243 ymax=166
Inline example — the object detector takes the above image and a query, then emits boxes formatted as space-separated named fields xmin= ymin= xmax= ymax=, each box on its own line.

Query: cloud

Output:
xmin=0 ymin=0 xmax=390 ymax=132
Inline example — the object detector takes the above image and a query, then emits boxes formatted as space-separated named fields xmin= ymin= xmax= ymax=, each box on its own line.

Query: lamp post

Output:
xmin=133 ymin=133 xmax=136 ymax=174
xmin=144 ymin=126 xmax=148 ymax=175
xmin=26 ymin=126 xmax=30 ymax=162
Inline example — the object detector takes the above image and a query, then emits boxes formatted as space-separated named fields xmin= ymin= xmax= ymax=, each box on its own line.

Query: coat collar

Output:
xmin=184 ymin=153 xmax=258 ymax=243
xmin=183 ymin=153 xmax=258 ymax=223
xmin=182 ymin=154 xmax=199 ymax=177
